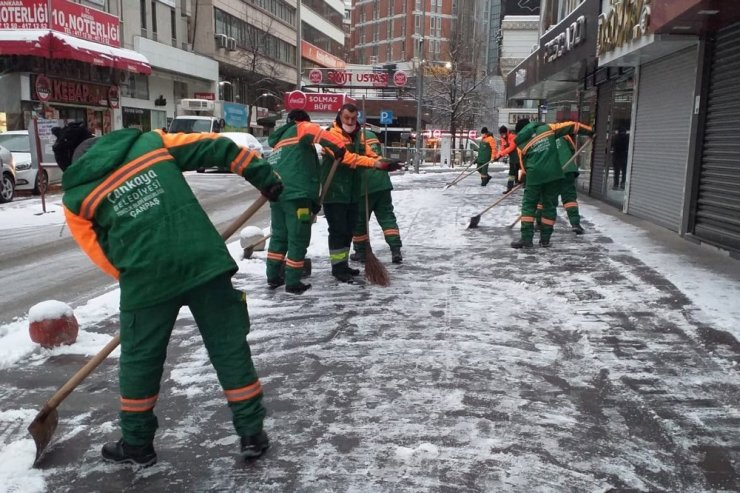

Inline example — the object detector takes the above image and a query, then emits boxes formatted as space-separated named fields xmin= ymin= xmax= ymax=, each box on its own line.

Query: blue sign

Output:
xmin=357 ymin=111 xmax=365 ymax=124
xmin=380 ymin=110 xmax=393 ymax=125
xmin=223 ymin=102 xmax=249 ymax=129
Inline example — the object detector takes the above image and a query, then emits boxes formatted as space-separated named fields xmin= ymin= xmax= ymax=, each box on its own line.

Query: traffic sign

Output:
xmin=380 ymin=110 xmax=393 ymax=125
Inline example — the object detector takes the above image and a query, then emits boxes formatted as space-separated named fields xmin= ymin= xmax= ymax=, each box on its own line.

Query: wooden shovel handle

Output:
xmin=478 ymin=183 xmax=523 ymax=217
xmin=220 ymin=195 xmax=269 ymax=241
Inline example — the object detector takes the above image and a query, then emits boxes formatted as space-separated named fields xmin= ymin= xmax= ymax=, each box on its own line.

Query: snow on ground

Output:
xmin=0 ymin=168 xmax=738 ymax=492
xmin=0 ymin=194 xmax=66 ymax=230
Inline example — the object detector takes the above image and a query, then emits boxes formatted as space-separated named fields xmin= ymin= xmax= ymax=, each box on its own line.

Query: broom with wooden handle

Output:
xmin=360 ymin=95 xmax=391 ymax=286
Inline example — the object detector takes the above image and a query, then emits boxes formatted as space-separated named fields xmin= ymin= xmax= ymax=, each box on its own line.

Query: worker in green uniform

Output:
xmin=475 ymin=127 xmax=497 ymax=186
xmin=497 ymin=125 xmax=520 ymax=194
xmin=320 ymin=104 xmax=402 ymax=283
xmin=512 ymin=119 xmax=593 ymax=248
xmin=350 ymin=130 xmax=403 ymax=264
xmin=54 ymin=121 xmax=283 ymax=466
xmin=265 ymin=109 xmax=348 ymax=294
xmin=534 ymin=135 xmax=585 ymax=234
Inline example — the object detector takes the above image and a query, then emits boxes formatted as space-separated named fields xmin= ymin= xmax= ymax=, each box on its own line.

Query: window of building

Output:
xmin=151 ymin=1 xmax=157 ymax=38
xmin=121 ymin=73 xmax=149 ymax=100
xmin=140 ymin=0 xmax=147 ymax=31
xmin=170 ymin=8 xmax=176 ymax=46
xmin=214 ymin=8 xmax=297 ymax=65
xmin=173 ymin=80 xmax=188 ymax=101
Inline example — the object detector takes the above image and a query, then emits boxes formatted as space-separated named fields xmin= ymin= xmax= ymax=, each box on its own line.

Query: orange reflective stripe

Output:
xmin=160 ymin=131 xmax=219 ymax=148
xmin=536 ymin=204 xmax=544 ymax=210
xmin=366 ymin=138 xmax=380 ymax=145
xmin=120 ymin=394 xmax=158 ymax=412
xmin=64 ymin=206 xmax=120 ymax=279
xmin=285 ymin=258 xmax=304 ymax=269
xmin=541 ymin=218 xmax=556 ymax=225
xmin=273 ymin=136 xmax=300 ymax=151
xmin=522 ymin=130 xmax=553 ymax=155
xmin=563 ymin=201 xmax=578 ymax=209
xmin=352 ymin=234 xmax=369 ymax=242
xmin=383 ymin=229 xmax=400 ymax=236
xmin=223 ymin=381 xmax=262 ymax=403
xmin=80 ymin=149 xmax=170 ymax=220
xmin=230 ymin=148 xmax=257 ymax=175
xmin=520 ymin=216 xmax=535 ymax=223
xmin=267 ymin=252 xmax=285 ymax=261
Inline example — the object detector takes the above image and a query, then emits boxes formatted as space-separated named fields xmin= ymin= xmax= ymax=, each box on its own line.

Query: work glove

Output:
xmin=333 ymin=147 xmax=346 ymax=161
xmin=374 ymin=158 xmax=403 ymax=172
xmin=261 ymin=182 xmax=283 ymax=202
xmin=311 ymin=201 xmax=322 ymax=214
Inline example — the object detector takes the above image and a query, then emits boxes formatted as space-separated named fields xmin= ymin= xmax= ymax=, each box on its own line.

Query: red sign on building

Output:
xmin=0 ymin=0 xmax=121 ymax=47
xmin=283 ymin=91 xmax=355 ymax=113
xmin=301 ymin=40 xmax=345 ymax=69
xmin=194 ymin=92 xmax=216 ymax=100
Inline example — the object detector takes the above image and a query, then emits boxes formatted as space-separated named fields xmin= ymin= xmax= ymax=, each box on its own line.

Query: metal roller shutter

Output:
xmin=694 ymin=23 xmax=740 ymax=252
xmin=590 ymin=80 xmax=614 ymax=200
xmin=628 ymin=47 xmax=697 ymax=231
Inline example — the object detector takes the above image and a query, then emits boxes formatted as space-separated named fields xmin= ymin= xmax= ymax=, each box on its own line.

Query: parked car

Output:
xmin=193 ymin=132 xmax=263 ymax=173
xmin=0 ymin=130 xmax=62 ymax=194
xmin=0 ymin=144 xmax=16 ymax=203
xmin=256 ymin=136 xmax=273 ymax=159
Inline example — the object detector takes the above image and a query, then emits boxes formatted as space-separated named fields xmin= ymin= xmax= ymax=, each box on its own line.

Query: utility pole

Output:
xmin=295 ymin=0 xmax=302 ymax=90
xmin=413 ymin=0 xmax=427 ymax=173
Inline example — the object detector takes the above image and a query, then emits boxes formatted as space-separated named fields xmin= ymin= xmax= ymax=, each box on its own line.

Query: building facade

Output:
xmin=507 ymin=0 xmax=740 ymax=256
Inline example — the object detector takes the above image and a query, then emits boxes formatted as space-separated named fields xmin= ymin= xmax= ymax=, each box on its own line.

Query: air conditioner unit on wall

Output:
xmin=227 ymin=37 xmax=237 ymax=51
xmin=215 ymin=34 xmax=228 ymax=49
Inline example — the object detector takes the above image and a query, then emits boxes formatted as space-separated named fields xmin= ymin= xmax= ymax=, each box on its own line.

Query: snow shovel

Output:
xmin=27 ymin=193 xmax=270 ymax=466
xmin=467 ymin=184 xmax=522 ymax=229
xmin=441 ymin=161 xmax=475 ymax=189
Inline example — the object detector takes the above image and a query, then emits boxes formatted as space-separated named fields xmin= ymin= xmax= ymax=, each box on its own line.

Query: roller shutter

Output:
xmin=628 ymin=47 xmax=697 ymax=232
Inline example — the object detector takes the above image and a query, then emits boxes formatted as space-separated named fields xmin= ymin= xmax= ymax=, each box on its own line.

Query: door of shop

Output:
xmin=590 ymin=79 xmax=614 ymax=201
xmin=693 ymin=23 xmax=740 ymax=252
xmin=629 ymin=47 xmax=697 ymax=232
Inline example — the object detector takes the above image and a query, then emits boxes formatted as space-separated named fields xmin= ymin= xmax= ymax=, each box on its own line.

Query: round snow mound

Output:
xmin=28 ymin=300 xmax=74 ymax=323
xmin=240 ymin=226 xmax=267 ymax=251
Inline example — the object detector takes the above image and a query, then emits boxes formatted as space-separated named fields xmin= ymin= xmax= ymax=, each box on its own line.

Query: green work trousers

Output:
xmin=352 ymin=190 xmax=402 ymax=253
xmin=520 ymin=179 xmax=562 ymax=243
xmin=324 ymin=202 xmax=358 ymax=266
xmin=534 ymin=172 xmax=580 ymax=227
xmin=477 ymin=161 xmax=489 ymax=179
xmin=266 ymin=199 xmax=313 ymax=287
xmin=118 ymin=273 xmax=264 ymax=446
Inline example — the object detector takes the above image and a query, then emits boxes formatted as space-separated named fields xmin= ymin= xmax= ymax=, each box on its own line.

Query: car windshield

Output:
xmin=0 ymin=134 xmax=31 ymax=153
xmin=257 ymin=137 xmax=271 ymax=149
xmin=168 ymin=119 xmax=213 ymax=133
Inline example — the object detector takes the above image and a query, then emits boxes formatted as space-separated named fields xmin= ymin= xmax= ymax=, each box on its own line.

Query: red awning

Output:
xmin=0 ymin=29 xmax=151 ymax=75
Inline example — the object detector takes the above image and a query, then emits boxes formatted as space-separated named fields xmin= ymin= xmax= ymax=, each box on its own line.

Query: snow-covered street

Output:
xmin=1 ymin=167 xmax=738 ymax=492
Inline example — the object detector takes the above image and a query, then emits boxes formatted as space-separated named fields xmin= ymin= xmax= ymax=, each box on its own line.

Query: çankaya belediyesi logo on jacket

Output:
xmin=106 ymin=169 xmax=166 ymax=218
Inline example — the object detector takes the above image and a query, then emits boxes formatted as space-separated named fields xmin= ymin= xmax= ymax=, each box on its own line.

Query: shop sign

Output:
xmin=597 ymin=0 xmax=651 ymax=56
xmin=193 ymin=92 xmax=215 ymax=100
xmin=301 ymin=40 xmax=346 ymax=69
xmin=51 ymin=0 xmax=121 ymax=47
xmin=32 ymin=75 xmax=113 ymax=107
xmin=543 ymin=15 xmax=586 ymax=63
xmin=108 ymin=85 xmax=119 ymax=108
xmin=393 ymin=70 xmax=408 ymax=87
xmin=35 ymin=74 xmax=51 ymax=102
xmin=0 ymin=0 xmax=120 ymax=46
xmin=283 ymin=91 xmax=349 ymax=113
xmin=508 ymin=112 xmax=539 ymax=124
xmin=307 ymin=69 xmax=405 ymax=88
xmin=223 ymin=102 xmax=248 ymax=130
xmin=308 ymin=69 xmax=323 ymax=84
xmin=0 ymin=0 xmax=48 ymax=29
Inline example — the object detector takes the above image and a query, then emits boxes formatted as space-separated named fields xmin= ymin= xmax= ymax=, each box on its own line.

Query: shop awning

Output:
xmin=0 ymin=29 xmax=151 ymax=75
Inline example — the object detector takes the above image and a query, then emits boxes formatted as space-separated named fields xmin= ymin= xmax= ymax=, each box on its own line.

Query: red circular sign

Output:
xmin=308 ymin=69 xmax=323 ymax=84
xmin=35 ymin=75 xmax=51 ymax=102
xmin=468 ymin=130 xmax=478 ymax=140
xmin=285 ymin=90 xmax=307 ymax=110
xmin=108 ymin=86 xmax=120 ymax=109
xmin=432 ymin=129 xmax=442 ymax=139
xmin=393 ymin=70 xmax=408 ymax=87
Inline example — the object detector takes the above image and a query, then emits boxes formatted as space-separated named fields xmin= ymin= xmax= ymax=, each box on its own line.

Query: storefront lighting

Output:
xmin=697 ymin=10 xmax=719 ymax=15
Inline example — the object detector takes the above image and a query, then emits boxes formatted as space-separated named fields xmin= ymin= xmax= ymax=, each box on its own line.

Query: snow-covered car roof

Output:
xmin=220 ymin=132 xmax=263 ymax=153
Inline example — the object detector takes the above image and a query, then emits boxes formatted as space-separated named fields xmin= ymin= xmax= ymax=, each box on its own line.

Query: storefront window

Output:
xmin=121 ymin=73 xmax=150 ymax=100
xmin=123 ymin=107 xmax=150 ymax=131
xmin=604 ymin=76 xmax=633 ymax=208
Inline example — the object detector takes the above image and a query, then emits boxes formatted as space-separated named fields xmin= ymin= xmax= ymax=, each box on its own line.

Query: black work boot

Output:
xmin=481 ymin=175 xmax=491 ymax=187
xmin=347 ymin=265 xmax=361 ymax=276
xmin=102 ymin=439 xmax=157 ymax=467
xmin=511 ymin=239 xmax=534 ymax=249
xmin=350 ymin=251 xmax=366 ymax=263
xmin=240 ymin=430 xmax=269 ymax=459
xmin=539 ymin=238 xmax=551 ymax=248
xmin=267 ymin=277 xmax=284 ymax=290
xmin=332 ymin=263 xmax=354 ymax=283
xmin=572 ymin=224 xmax=585 ymax=235
xmin=285 ymin=281 xmax=312 ymax=294
xmin=391 ymin=247 xmax=403 ymax=264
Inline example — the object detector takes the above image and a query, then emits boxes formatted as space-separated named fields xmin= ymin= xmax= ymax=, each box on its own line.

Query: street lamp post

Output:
xmin=413 ymin=1 xmax=427 ymax=174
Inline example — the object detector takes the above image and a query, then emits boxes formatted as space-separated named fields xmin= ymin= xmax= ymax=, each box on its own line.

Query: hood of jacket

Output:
xmin=268 ymin=122 xmax=295 ymax=148
xmin=62 ymin=128 xmax=144 ymax=189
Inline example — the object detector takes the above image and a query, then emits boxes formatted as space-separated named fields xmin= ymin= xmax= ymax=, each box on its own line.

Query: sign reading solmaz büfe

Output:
xmin=283 ymin=91 xmax=356 ymax=113
xmin=0 ymin=0 xmax=120 ymax=47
